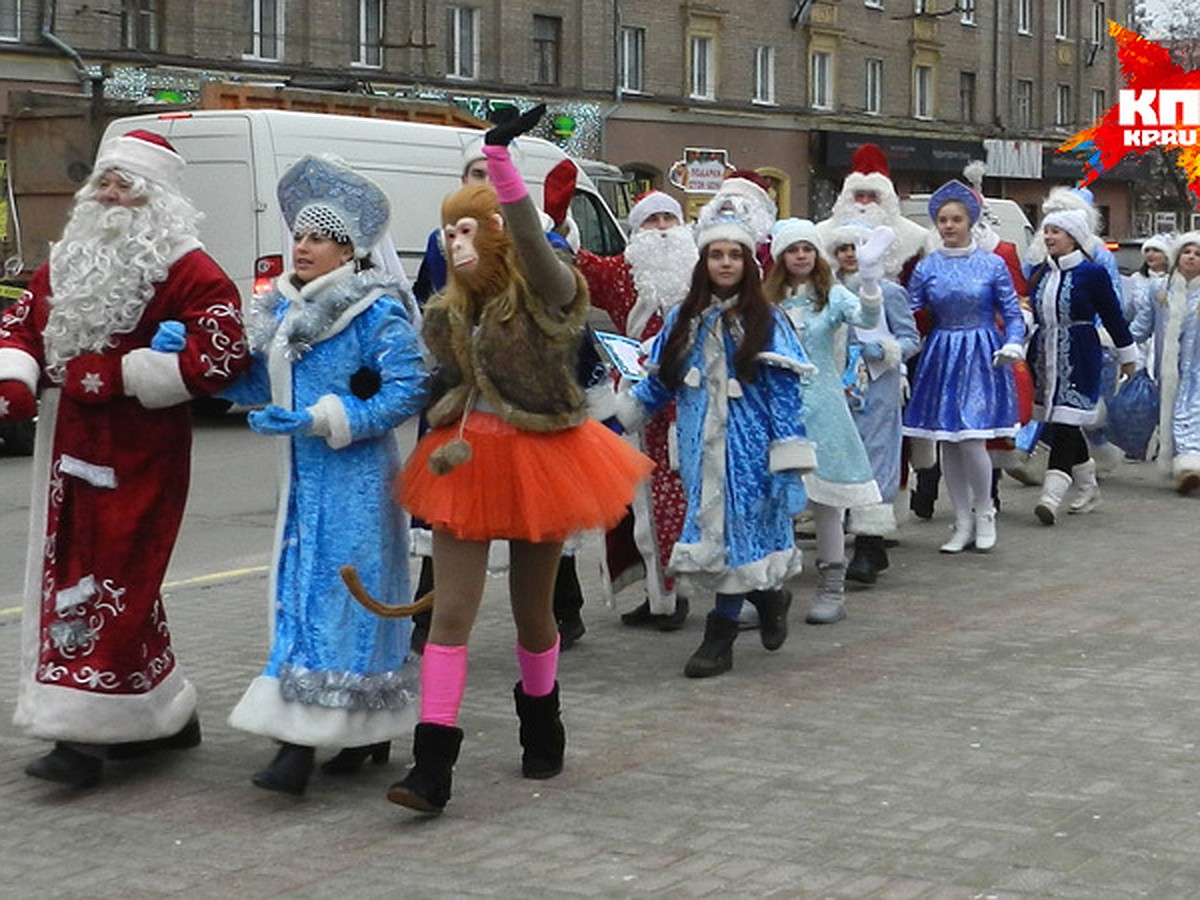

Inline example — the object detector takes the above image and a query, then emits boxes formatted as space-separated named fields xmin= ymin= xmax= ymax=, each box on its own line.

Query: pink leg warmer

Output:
xmin=516 ymin=637 xmax=560 ymax=699
xmin=419 ymin=643 xmax=469 ymax=727
xmin=482 ymin=144 xmax=528 ymax=204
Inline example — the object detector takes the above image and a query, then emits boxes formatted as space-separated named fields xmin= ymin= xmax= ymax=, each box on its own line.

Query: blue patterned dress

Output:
xmin=226 ymin=264 xmax=430 ymax=748
xmin=627 ymin=299 xmax=814 ymax=594
xmin=903 ymin=244 xmax=1024 ymax=441
xmin=778 ymin=282 xmax=883 ymax=509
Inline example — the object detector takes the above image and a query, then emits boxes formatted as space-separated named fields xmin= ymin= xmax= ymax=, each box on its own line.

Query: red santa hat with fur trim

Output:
xmin=92 ymin=129 xmax=186 ymax=191
xmin=840 ymin=143 xmax=898 ymax=204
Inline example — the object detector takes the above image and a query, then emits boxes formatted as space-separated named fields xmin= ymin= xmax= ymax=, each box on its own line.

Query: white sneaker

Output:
xmin=974 ymin=505 xmax=997 ymax=552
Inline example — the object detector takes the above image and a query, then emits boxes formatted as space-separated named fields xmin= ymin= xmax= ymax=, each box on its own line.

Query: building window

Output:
xmin=960 ymin=0 xmax=975 ymax=25
xmin=244 ymin=0 xmax=281 ymax=60
xmin=913 ymin=64 xmax=933 ymax=119
xmin=914 ymin=0 xmax=928 ymax=13
xmin=1055 ymin=0 xmax=1069 ymax=39
xmin=354 ymin=0 xmax=382 ymax=67
xmin=1091 ymin=2 xmax=1106 ymax=46
xmin=959 ymin=71 xmax=976 ymax=123
xmin=865 ymin=57 xmax=883 ymax=115
xmin=754 ymin=46 xmax=776 ymax=104
xmin=811 ymin=50 xmax=833 ymax=110
xmin=1016 ymin=79 xmax=1033 ymax=129
xmin=0 ymin=0 xmax=16 ymax=41
xmin=865 ymin=0 xmax=883 ymax=8
xmin=447 ymin=6 xmax=478 ymax=80
xmin=532 ymin=15 xmax=561 ymax=86
xmin=1091 ymin=88 xmax=1106 ymax=122
xmin=619 ymin=26 xmax=645 ymax=93
xmin=690 ymin=34 xmax=715 ymax=100
xmin=1055 ymin=83 xmax=1072 ymax=126
xmin=1017 ymin=0 xmax=1031 ymax=34
xmin=123 ymin=0 xmax=160 ymax=51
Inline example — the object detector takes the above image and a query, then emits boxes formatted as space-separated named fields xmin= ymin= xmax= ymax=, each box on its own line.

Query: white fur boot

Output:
xmin=1034 ymin=469 xmax=1072 ymax=525
xmin=1068 ymin=459 xmax=1101 ymax=513
xmin=939 ymin=509 xmax=975 ymax=554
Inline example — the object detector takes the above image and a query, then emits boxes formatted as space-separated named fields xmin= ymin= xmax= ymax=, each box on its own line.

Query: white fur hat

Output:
xmin=770 ymin=217 xmax=822 ymax=261
xmin=1141 ymin=234 xmax=1174 ymax=257
xmin=93 ymin=129 xmax=185 ymax=191
xmin=1172 ymin=231 xmax=1200 ymax=266
xmin=628 ymin=191 xmax=684 ymax=232
xmin=695 ymin=196 xmax=758 ymax=252
xmin=1041 ymin=186 xmax=1100 ymax=235
xmin=1043 ymin=209 xmax=1092 ymax=252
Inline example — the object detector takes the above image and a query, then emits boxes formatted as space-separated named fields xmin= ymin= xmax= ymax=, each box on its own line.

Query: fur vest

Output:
xmin=423 ymin=266 xmax=591 ymax=432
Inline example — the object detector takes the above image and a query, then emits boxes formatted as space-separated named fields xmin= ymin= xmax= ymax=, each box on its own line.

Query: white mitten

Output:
xmin=992 ymin=343 xmax=1025 ymax=366
xmin=855 ymin=225 xmax=896 ymax=286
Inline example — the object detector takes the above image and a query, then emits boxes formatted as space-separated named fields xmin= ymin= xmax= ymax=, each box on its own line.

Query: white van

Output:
xmin=99 ymin=109 xmax=626 ymax=305
xmin=900 ymin=195 xmax=1034 ymax=256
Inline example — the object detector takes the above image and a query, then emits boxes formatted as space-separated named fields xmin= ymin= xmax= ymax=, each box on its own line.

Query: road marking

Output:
xmin=0 ymin=565 xmax=269 ymax=619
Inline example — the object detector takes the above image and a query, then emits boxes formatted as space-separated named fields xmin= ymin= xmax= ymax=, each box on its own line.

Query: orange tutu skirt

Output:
xmin=399 ymin=411 xmax=654 ymax=543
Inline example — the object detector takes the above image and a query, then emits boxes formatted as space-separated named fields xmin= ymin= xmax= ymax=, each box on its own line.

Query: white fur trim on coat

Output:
xmin=121 ymin=348 xmax=192 ymax=409
xmin=769 ymin=436 xmax=818 ymax=473
xmin=307 ymin=393 xmax=352 ymax=450
xmin=614 ymin=389 xmax=647 ymax=432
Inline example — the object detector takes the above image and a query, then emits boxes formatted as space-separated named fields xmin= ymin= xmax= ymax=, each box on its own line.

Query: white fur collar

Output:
xmin=1051 ymin=249 xmax=1085 ymax=271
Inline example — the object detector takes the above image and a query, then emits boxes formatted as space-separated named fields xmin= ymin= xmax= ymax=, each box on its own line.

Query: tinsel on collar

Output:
xmin=247 ymin=266 xmax=408 ymax=360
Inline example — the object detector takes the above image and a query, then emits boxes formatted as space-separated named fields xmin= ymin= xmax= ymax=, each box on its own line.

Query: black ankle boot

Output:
xmin=684 ymin=611 xmax=739 ymax=678
xmin=252 ymin=743 xmax=315 ymax=796
xmin=746 ymin=589 xmax=791 ymax=651
xmin=320 ymin=741 xmax=391 ymax=775
xmin=513 ymin=681 xmax=566 ymax=779
xmin=387 ymin=723 xmax=464 ymax=814
xmin=25 ymin=742 xmax=103 ymax=787
xmin=108 ymin=714 xmax=202 ymax=760
xmin=846 ymin=534 xmax=884 ymax=585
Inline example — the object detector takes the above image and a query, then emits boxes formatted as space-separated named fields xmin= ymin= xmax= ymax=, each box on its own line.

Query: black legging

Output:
xmin=1044 ymin=423 xmax=1090 ymax=472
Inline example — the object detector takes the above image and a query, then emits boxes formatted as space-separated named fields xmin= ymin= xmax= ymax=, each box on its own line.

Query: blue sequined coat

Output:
xmin=1028 ymin=250 xmax=1135 ymax=427
xmin=903 ymin=245 xmax=1024 ymax=440
xmin=226 ymin=264 xmax=430 ymax=747
xmin=626 ymin=299 xmax=815 ymax=595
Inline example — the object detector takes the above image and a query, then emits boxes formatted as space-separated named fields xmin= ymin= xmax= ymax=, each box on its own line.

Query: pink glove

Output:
xmin=0 ymin=379 xmax=36 ymax=420
xmin=481 ymin=144 xmax=527 ymax=205
xmin=63 ymin=353 xmax=124 ymax=404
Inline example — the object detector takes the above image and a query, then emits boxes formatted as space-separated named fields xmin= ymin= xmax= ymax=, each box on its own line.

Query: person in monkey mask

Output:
xmin=392 ymin=105 xmax=653 ymax=815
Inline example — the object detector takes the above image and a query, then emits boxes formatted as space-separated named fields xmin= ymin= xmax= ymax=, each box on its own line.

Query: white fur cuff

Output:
xmin=769 ymin=437 xmax=818 ymax=473
xmin=614 ymin=390 xmax=646 ymax=432
xmin=1173 ymin=453 xmax=1200 ymax=480
xmin=121 ymin=348 xmax=192 ymax=408
xmin=308 ymin=394 xmax=352 ymax=450
xmin=1114 ymin=343 xmax=1139 ymax=366
xmin=0 ymin=347 xmax=40 ymax=392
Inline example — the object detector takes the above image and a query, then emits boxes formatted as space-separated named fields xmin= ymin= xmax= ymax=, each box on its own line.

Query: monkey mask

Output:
xmin=441 ymin=183 xmax=514 ymax=299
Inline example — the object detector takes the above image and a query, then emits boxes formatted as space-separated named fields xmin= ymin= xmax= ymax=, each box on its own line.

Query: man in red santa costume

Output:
xmin=0 ymin=130 xmax=249 ymax=787
xmin=815 ymin=143 xmax=929 ymax=285
xmin=575 ymin=190 xmax=697 ymax=629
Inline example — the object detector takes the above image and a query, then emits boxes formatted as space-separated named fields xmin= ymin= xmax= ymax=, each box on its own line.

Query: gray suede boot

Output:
xmin=806 ymin=561 xmax=846 ymax=625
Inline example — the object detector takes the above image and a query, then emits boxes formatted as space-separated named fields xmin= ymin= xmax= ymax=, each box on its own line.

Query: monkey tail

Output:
xmin=340 ymin=565 xmax=434 ymax=618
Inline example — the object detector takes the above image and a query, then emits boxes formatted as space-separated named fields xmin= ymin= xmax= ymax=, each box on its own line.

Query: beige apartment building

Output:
xmin=0 ymin=0 xmax=1141 ymax=237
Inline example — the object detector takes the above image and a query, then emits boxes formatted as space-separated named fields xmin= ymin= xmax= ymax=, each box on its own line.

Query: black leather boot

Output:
xmin=251 ymin=742 xmax=315 ymax=796
xmin=684 ymin=611 xmax=739 ymax=678
xmin=513 ymin=681 xmax=566 ymax=779
xmin=846 ymin=534 xmax=887 ymax=585
xmin=552 ymin=557 xmax=586 ymax=650
xmin=25 ymin=742 xmax=103 ymax=788
xmin=320 ymin=741 xmax=391 ymax=775
xmin=387 ymin=723 xmax=464 ymax=814
xmin=746 ymin=589 xmax=791 ymax=651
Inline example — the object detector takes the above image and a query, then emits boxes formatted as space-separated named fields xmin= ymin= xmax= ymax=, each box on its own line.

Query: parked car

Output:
xmin=900 ymin=195 xmax=1035 ymax=256
xmin=0 ymin=281 xmax=35 ymax=455
xmin=1106 ymin=238 xmax=1148 ymax=276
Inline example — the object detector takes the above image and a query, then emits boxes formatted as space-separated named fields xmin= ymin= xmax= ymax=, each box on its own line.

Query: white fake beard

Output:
xmin=623 ymin=226 xmax=698 ymax=338
xmin=44 ymin=200 xmax=172 ymax=378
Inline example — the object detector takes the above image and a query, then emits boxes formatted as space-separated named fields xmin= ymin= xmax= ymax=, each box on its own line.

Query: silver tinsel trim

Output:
xmin=278 ymin=663 xmax=418 ymax=711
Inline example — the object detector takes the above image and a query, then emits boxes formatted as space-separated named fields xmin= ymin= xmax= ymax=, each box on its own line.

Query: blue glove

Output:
xmin=248 ymin=405 xmax=312 ymax=436
xmin=150 ymin=320 xmax=187 ymax=352
xmin=860 ymin=342 xmax=885 ymax=361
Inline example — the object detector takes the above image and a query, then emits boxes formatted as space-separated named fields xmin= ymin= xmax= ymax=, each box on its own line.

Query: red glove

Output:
xmin=0 ymin=380 xmax=37 ymax=420
xmin=63 ymin=353 xmax=124 ymax=404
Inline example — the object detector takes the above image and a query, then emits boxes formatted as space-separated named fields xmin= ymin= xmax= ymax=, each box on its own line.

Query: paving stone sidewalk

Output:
xmin=1 ymin=453 xmax=1198 ymax=899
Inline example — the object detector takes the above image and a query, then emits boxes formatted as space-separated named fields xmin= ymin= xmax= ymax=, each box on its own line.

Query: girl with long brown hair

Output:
xmin=615 ymin=201 xmax=816 ymax=679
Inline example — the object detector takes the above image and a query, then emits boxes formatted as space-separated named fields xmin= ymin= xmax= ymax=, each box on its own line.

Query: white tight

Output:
xmin=939 ymin=439 xmax=992 ymax=514
xmin=810 ymin=501 xmax=846 ymax=564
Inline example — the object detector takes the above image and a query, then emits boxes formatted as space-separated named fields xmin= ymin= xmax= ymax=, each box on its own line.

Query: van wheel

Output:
xmin=0 ymin=419 xmax=35 ymax=456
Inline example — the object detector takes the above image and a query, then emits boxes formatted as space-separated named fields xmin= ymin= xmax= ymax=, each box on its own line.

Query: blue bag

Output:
xmin=1106 ymin=368 xmax=1159 ymax=460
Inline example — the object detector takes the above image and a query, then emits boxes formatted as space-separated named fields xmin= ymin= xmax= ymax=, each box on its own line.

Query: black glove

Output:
xmin=484 ymin=103 xmax=547 ymax=146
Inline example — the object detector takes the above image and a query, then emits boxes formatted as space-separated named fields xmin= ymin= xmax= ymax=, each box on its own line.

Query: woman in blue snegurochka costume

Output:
xmin=1155 ymin=233 xmax=1200 ymax=494
xmin=902 ymin=179 xmax=1025 ymax=554
xmin=616 ymin=196 xmax=817 ymax=680
xmin=763 ymin=217 xmax=891 ymax=626
xmin=223 ymin=155 xmax=430 ymax=796
xmin=826 ymin=222 xmax=922 ymax=585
